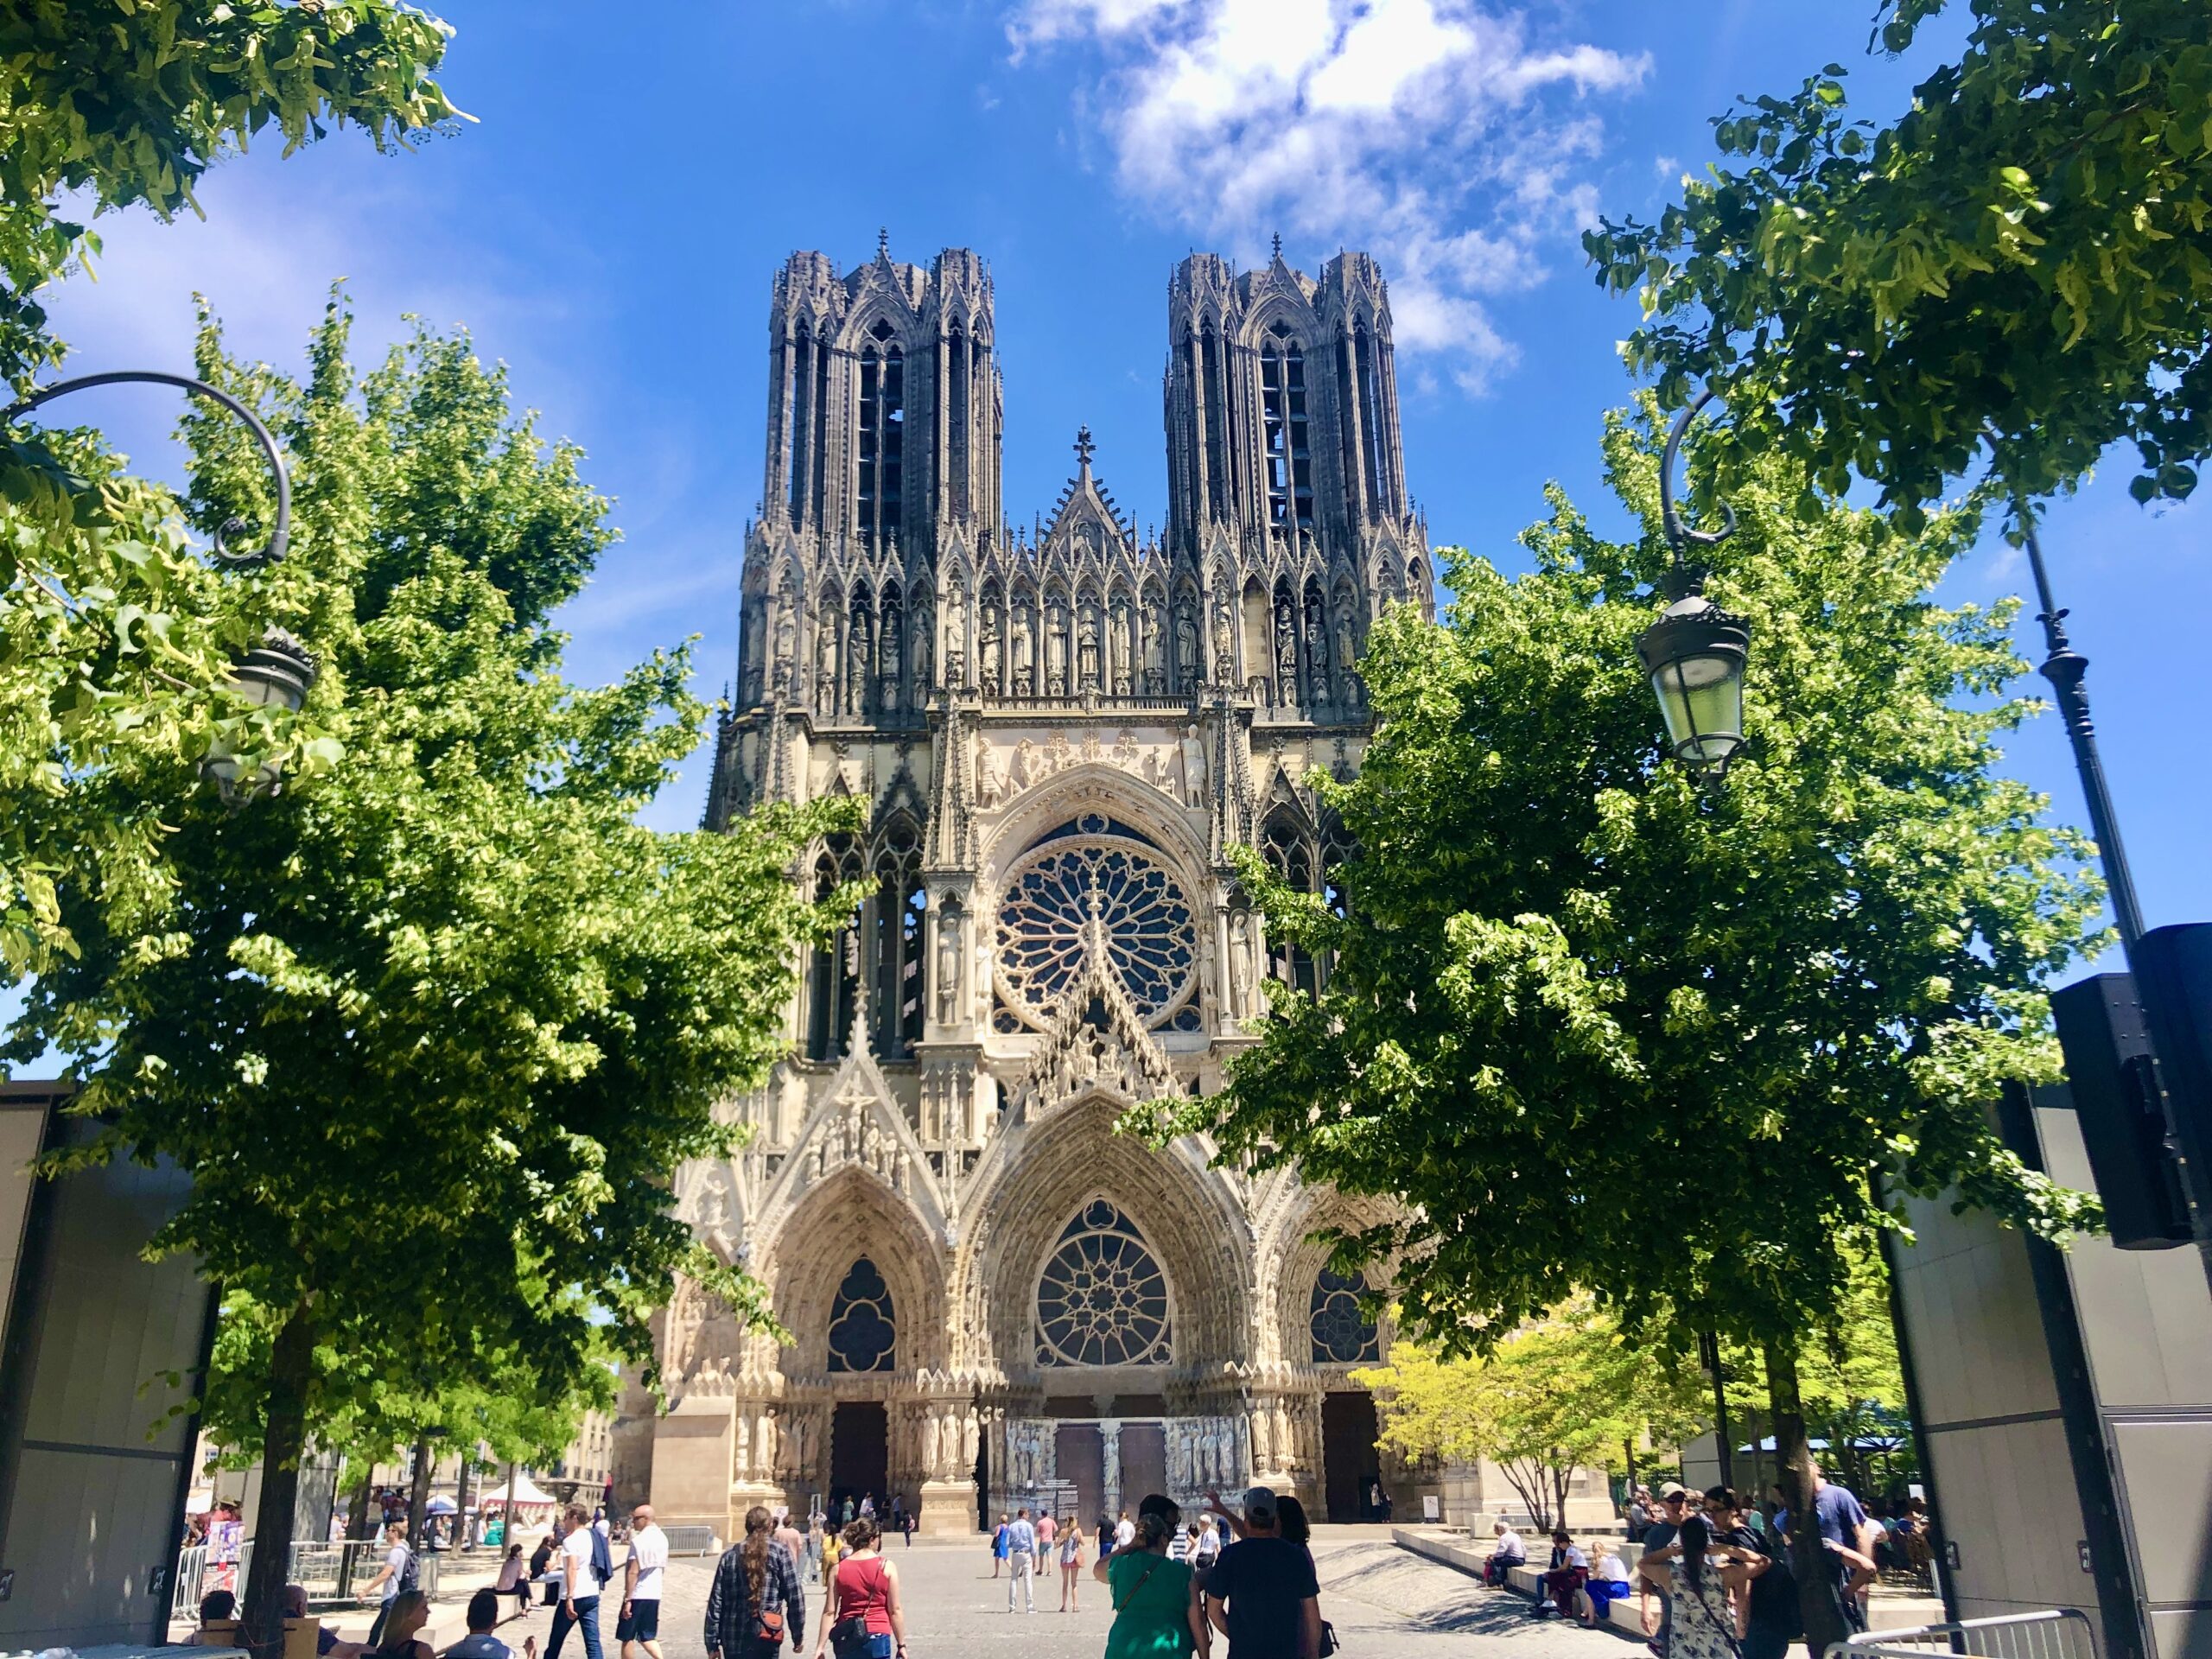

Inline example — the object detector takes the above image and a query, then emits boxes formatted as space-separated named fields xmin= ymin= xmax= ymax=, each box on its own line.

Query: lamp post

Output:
xmin=1639 ymin=391 xmax=1751 ymax=786
xmin=1 ymin=370 xmax=318 ymax=789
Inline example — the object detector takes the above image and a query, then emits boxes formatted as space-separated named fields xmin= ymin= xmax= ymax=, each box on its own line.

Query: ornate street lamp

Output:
xmin=1639 ymin=390 xmax=1751 ymax=786
xmin=1 ymin=370 xmax=316 ymax=794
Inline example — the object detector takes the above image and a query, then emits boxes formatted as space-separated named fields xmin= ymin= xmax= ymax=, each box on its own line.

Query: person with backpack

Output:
xmin=549 ymin=1502 xmax=613 ymax=1659
xmin=364 ymin=1521 xmax=417 ymax=1646
xmin=706 ymin=1505 xmax=804 ymax=1659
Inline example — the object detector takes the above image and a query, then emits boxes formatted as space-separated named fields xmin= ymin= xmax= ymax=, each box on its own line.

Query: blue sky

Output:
xmin=38 ymin=0 xmax=2210 ymax=983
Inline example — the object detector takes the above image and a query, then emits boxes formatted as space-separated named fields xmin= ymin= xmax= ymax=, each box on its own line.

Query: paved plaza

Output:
xmin=509 ymin=1529 xmax=1639 ymax=1659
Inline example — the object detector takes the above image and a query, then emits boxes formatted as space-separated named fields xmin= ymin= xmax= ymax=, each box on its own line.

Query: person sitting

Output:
xmin=1585 ymin=1548 xmax=1633 ymax=1629
xmin=195 ymin=1590 xmax=238 ymax=1647
xmin=1484 ymin=1520 xmax=1527 ymax=1587
xmin=1536 ymin=1530 xmax=1590 ymax=1621
xmin=447 ymin=1589 xmax=540 ymax=1659
xmin=367 ymin=1592 xmax=435 ymax=1659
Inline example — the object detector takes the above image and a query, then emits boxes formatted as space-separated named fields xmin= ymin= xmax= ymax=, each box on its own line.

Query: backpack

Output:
xmin=395 ymin=1544 xmax=420 ymax=1594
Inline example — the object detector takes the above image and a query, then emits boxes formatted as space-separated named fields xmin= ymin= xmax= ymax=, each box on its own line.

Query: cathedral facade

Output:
xmin=647 ymin=237 xmax=1443 ymax=1538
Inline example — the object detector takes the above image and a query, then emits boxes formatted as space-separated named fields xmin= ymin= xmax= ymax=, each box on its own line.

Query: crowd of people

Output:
xmin=1480 ymin=1464 xmax=1897 ymax=1659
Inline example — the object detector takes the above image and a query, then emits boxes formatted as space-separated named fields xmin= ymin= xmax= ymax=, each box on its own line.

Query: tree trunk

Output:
xmin=502 ymin=1461 xmax=519 ymax=1544
xmin=1624 ymin=1438 xmax=1638 ymax=1513
xmin=345 ymin=1466 xmax=378 ymax=1541
xmin=239 ymin=1302 xmax=315 ymax=1659
xmin=407 ymin=1434 xmax=435 ymax=1544
xmin=456 ymin=1453 xmax=473 ymax=1548
xmin=1766 ymin=1341 xmax=1849 ymax=1659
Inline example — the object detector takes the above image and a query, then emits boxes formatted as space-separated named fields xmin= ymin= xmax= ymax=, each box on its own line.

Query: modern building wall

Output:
xmin=0 ymin=1087 xmax=213 ymax=1649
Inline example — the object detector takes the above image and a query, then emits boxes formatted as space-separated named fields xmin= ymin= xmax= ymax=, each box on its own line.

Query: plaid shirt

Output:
xmin=705 ymin=1540 xmax=804 ymax=1653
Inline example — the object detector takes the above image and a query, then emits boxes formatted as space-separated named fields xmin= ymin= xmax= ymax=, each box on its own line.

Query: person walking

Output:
xmin=1638 ymin=1517 xmax=1758 ymax=1659
xmin=619 ymin=1503 xmax=670 ymax=1659
xmin=1199 ymin=1488 xmax=1321 ymax=1659
xmin=1115 ymin=1510 xmax=1137 ymax=1554
xmin=991 ymin=1513 xmax=1011 ymax=1578
xmin=1192 ymin=1516 xmax=1221 ymax=1574
xmin=819 ymin=1523 xmax=842 ymax=1594
xmin=1058 ymin=1519 xmax=1087 ymax=1612
xmin=812 ymin=1517 xmax=905 ymax=1659
xmin=1639 ymin=1483 xmax=1694 ymax=1656
xmin=1005 ymin=1506 xmax=1039 ymax=1613
xmin=898 ymin=1505 xmax=914 ymax=1550
xmin=773 ymin=1511 xmax=807 ymax=1586
xmin=707 ymin=1505 xmax=804 ymax=1659
xmin=1095 ymin=1502 xmax=1208 ymax=1659
xmin=548 ymin=1503 xmax=611 ymax=1659
xmin=363 ymin=1521 xmax=417 ymax=1646
xmin=1036 ymin=1510 xmax=1057 ymax=1555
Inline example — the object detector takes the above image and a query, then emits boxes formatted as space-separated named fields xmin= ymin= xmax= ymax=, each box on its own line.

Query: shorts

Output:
xmin=616 ymin=1600 xmax=660 ymax=1643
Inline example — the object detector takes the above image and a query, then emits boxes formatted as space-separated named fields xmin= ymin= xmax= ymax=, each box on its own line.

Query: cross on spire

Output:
xmin=1074 ymin=424 xmax=1095 ymax=472
xmin=1271 ymin=231 xmax=1282 ymax=260
xmin=876 ymin=226 xmax=890 ymax=260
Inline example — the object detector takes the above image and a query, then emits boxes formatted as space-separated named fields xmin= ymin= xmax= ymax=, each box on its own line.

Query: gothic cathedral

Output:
xmin=646 ymin=237 xmax=1440 ymax=1536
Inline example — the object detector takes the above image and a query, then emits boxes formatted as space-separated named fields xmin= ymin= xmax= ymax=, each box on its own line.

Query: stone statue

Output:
xmin=1230 ymin=912 xmax=1255 ymax=1018
xmin=1012 ymin=608 xmax=1033 ymax=694
xmin=1010 ymin=738 xmax=1036 ymax=793
xmin=1174 ymin=604 xmax=1198 ymax=690
xmin=1142 ymin=613 xmax=1164 ymax=692
xmin=936 ymin=912 xmax=961 ymax=1022
xmin=695 ymin=1164 xmax=735 ymax=1256
xmin=733 ymin=1408 xmax=751 ymax=1478
xmin=1109 ymin=605 xmax=1132 ymax=693
xmin=1077 ymin=609 xmax=1100 ymax=690
xmin=1146 ymin=747 xmax=1173 ymax=793
xmin=1275 ymin=600 xmax=1297 ymax=690
xmin=1112 ymin=729 xmax=1139 ymax=771
xmin=974 ymin=735 xmax=1004 ymax=808
xmin=977 ymin=601 xmax=999 ymax=693
xmin=772 ymin=608 xmax=795 ymax=675
xmin=815 ymin=617 xmax=837 ymax=710
xmin=1046 ymin=603 xmax=1070 ymax=695
xmin=1211 ymin=604 xmax=1234 ymax=684
xmin=1178 ymin=724 xmax=1208 ymax=809
xmin=914 ymin=607 xmax=934 ymax=688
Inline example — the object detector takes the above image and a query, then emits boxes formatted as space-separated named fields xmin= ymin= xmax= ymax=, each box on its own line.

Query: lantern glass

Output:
xmin=1637 ymin=595 xmax=1750 ymax=780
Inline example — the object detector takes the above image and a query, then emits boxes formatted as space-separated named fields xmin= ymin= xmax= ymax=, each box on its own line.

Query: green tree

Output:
xmin=1353 ymin=1298 xmax=1705 ymax=1530
xmin=1583 ymin=0 xmax=2212 ymax=522
xmin=8 ymin=299 xmax=855 ymax=1658
xmin=2 ymin=0 xmax=461 ymax=982
xmin=1177 ymin=404 xmax=2103 ymax=1656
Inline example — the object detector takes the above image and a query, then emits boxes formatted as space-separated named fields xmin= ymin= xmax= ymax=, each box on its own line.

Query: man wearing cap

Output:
xmin=1637 ymin=1483 xmax=1695 ymax=1656
xmin=1200 ymin=1487 xmax=1322 ymax=1659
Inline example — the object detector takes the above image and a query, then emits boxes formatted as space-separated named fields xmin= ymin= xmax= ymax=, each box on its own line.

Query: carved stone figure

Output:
xmin=1179 ymin=725 xmax=1208 ymax=809
xmin=977 ymin=601 xmax=999 ymax=693
xmin=1046 ymin=602 xmax=1070 ymax=695
xmin=1275 ymin=601 xmax=1297 ymax=690
xmin=1173 ymin=603 xmax=1198 ymax=690
xmin=1112 ymin=729 xmax=1139 ymax=771
xmin=1109 ymin=605 xmax=1132 ymax=693
xmin=1077 ymin=609 xmax=1100 ymax=690
xmin=773 ymin=608 xmax=796 ymax=676
xmin=975 ymin=736 xmax=1004 ymax=808
xmin=1230 ymin=912 xmax=1256 ymax=1018
xmin=1211 ymin=604 xmax=1235 ymax=684
xmin=936 ymin=912 xmax=961 ymax=1023
xmin=1012 ymin=608 xmax=1033 ymax=695
xmin=914 ymin=607 xmax=934 ymax=689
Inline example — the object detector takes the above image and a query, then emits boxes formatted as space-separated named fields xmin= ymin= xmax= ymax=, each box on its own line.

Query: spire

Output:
xmin=876 ymin=226 xmax=890 ymax=262
xmin=1271 ymin=230 xmax=1282 ymax=261
xmin=1074 ymin=424 xmax=1095 ymax=480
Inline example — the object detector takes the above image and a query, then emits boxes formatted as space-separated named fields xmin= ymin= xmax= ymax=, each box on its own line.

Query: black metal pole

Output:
xmin=2017 ymin=511 xmax=2212 ymax=1283
xmin=1698 ymin=1330 xmax=1734 ymax=1490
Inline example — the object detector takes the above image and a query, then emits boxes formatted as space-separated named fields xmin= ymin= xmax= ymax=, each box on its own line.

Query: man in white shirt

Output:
xmin=1114 ymin=1510 xmax=1136 ymax=1552
xmin=1005 ymin=1507 xmax=1039 ymax=1613
xmin=548 ymin=1503 xmax=607 ymax=1659
xmin=363 ymin=1521 xmax=416 ymax=1646
xmin=617 ymin=1504 xmax=667 ymax=1659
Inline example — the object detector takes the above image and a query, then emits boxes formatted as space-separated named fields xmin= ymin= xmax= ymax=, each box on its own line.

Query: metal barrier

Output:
xmin=1827 ymin=1609 xmax=2099 ymax=1659
xmin=173 ymin=1539 xmax=447 ymax=1624
xmin=662 ymin=1525 xmax=720 ymax=1556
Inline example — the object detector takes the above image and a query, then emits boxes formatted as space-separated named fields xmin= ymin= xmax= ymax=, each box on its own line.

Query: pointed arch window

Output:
xmin=1261 ymin=810 xmax=1318 ymax=996
xmin=1310 ymin=1268 xmax=1382 ymax=1363
xmin=1201 ymin=323 xmax=1230 ymax=520
xmin=828 ymin=1257 xmax=897 ymax=1373
xmin=872 ymin=821 xmax=925 ymax=1057
xmin=788 ymin=322 xmax=814 ymax=524
xmin=948 ymin=325 xmax=970 ymax=520
xmin=805 ymin=835 xmax=863 ymax=1060
xmin=858 ymin=334 xmax=905 ymax=548
xmin=1355 ymin=325 xmax=1386 ymax=514
xmin=1261 ymin=327 xmax=1313 ymax=533
xmin=1035 ymin=1200 xmax=1173 ymax=1367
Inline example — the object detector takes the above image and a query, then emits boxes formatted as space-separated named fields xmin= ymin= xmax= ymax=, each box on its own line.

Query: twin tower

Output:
xmin=713 ymin=235 xmax=1429 ymax=819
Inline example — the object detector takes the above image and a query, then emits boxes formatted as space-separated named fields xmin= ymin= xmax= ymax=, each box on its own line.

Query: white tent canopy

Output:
xmin=480 ymin=1474 xmax=559 ymax=1510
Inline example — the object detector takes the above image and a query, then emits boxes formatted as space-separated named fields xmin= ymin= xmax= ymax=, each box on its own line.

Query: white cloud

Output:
xmin=1007 ymin=0 xmax=1648 ymax=390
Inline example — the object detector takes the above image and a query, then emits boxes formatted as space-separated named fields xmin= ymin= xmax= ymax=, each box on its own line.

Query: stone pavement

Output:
xmin=533 ymin=1527 xmax=1639 ymax=1659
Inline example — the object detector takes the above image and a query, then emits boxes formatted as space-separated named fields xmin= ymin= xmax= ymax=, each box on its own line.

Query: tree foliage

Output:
xmin=1353 ymin=1298 xmax=1705 ymax=1531
xmin=2 ymin=0 xmax=461 ymax=982
xmin=0 ymin=0 xmax=461 ymax=386
xmin=7 ymin=298 xmax=855 ymax=1655
xmin=1584 ymin=0 xmax=2212 ymax=521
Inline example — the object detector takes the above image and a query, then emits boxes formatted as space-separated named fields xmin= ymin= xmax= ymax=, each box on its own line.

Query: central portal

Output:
xmin=830 ymin=1402 xmax=888 ymax=1516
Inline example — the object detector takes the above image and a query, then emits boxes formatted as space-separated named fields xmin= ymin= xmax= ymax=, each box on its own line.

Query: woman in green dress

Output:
xmin=1093 ymin=1503 xmax=1209 ymax=1659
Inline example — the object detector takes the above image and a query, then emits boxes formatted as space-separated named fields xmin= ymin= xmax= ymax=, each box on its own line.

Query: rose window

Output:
xmin=1035 ymin=1199 xmax=1173 ymax=1367
xmin=995 ymin=817 xmax=1197 ymax=1030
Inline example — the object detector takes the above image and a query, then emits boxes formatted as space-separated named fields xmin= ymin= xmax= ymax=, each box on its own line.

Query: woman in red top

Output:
xmin=812 ymin=1517 xmax=906 ymax=1659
